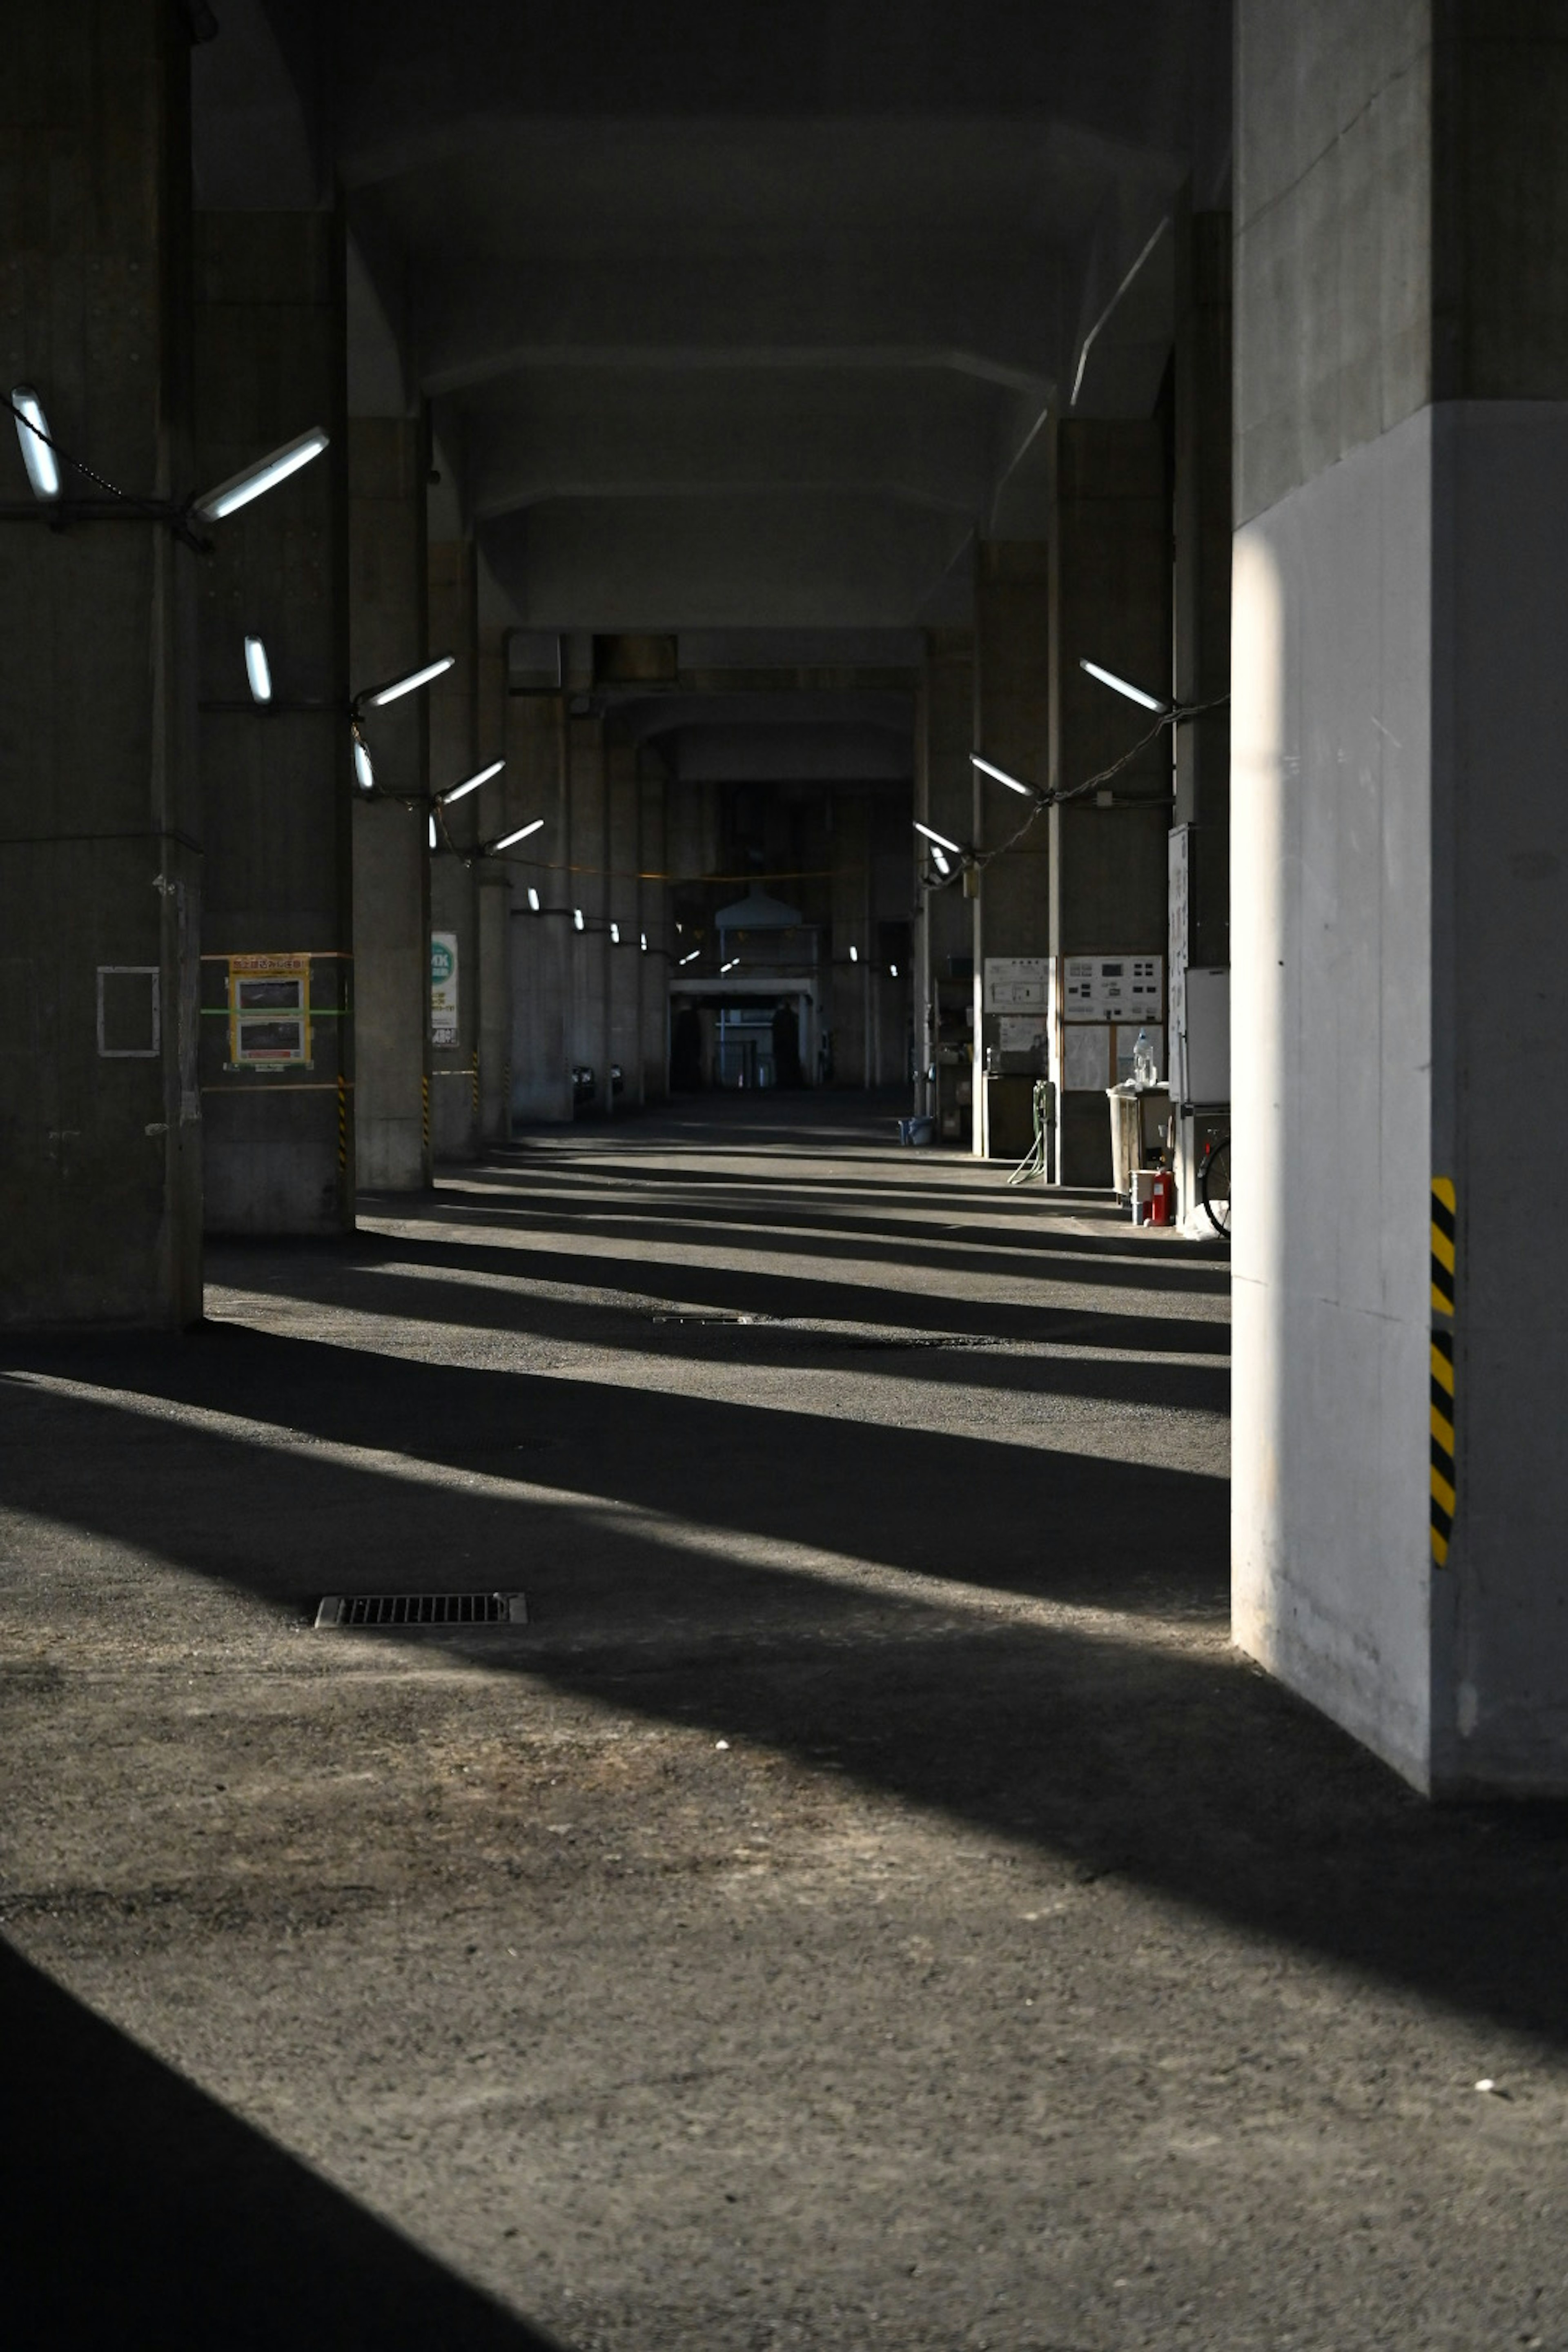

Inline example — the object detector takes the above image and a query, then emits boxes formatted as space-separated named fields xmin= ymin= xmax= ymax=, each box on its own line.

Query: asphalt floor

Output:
xmin=2 ymin=1089 xmax=1566 ymax=2350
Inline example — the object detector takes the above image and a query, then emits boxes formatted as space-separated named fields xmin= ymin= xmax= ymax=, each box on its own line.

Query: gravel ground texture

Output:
xmin=2 ymin=1091 xmax=1566 ymax=2351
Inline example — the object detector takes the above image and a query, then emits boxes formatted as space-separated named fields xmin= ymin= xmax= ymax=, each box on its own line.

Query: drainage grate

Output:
xmin=314 ymin=1590 xmax=528 ymax=1629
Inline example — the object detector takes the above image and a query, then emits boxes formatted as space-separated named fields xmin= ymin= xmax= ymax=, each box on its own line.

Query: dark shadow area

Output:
xmin=4 ymin=1347 xmax=1568 ymax=2062
xmin=0 ymin=1935 xmax=563 ymax=2351
xmin=217 ymin=1253 xmax=1232 ymax=1416
xmin=0 ymin=1322 xmax=1225 ymax=1617
xmin=406 ymin=1193 xmax=1232 ymax=1299
xmin=302 ymin=1227 xmax=1226 ymax=1354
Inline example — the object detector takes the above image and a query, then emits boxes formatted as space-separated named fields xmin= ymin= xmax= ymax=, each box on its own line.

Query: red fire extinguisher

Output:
xmin=1149 ymin=1168 xmax=1176 ymax=1227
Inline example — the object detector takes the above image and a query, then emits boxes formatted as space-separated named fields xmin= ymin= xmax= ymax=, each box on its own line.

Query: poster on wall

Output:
xmin=983 ymin=956 xmax=1049 ymax=1011
xmin=227 ymin=954 xmax=310 ymax=1066
xmin=430 ymin=931 xmax=459 ymax=1048
xmin=1062 ymin=1024 xmax=1109 ymax=1091
xmin=1062 ymin=956 xmax=1163 ymax=1020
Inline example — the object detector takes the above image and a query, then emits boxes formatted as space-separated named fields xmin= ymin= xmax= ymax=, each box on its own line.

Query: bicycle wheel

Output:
xmin=1200 ymin=1136 xmax=1231 ymax=1237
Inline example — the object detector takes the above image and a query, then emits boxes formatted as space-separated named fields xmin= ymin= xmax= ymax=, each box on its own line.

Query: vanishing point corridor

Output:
xmin=3 ymin=1096 xmax=1567 ymax=2349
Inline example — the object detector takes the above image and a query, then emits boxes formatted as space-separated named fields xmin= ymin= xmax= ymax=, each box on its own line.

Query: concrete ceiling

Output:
xmin=194 ymin=0 xmax=1231 ymax=779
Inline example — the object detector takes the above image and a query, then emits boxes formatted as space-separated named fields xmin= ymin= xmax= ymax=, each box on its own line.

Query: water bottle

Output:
xmin=1132 ymin=1028 xmax=1156 ymax=1087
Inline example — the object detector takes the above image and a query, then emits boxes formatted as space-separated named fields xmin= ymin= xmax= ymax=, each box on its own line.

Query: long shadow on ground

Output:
xmin=0 ymin=1936 xmax=559 ymax=2351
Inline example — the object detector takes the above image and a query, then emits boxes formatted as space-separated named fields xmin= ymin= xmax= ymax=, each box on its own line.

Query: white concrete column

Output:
xmin=1234 ymin=0 xmax=1568 ymax=1792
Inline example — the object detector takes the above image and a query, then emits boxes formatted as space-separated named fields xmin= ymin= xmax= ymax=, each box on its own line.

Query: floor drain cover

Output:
xmin=314 ymin=1591 xmax=528 ymax=1629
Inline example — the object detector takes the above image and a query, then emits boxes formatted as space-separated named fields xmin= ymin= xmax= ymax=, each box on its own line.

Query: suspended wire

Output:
xmin=4 ymin=393 xmax=190 ymax=527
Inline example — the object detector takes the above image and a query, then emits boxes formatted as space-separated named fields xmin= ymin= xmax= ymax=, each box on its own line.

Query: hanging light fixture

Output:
xmin=352 ymin=736 xmax=375 ymax=793
xmin=428 ymin=813 xmax=438 ymax=849
xmin=914 ymin=820 xmax=964 ymax=855
xmin=573 ymin=908 xmax=585 ymax=932
xmin=243 ymin=635 xmax=272 ymax=704
xmin=610 ymin=922 xmax=620 ymax=944
xmin=486 ymin=818 xmax=544 ymax=853
xmin=971 ymin=754 xmax=1035 ymax=796
xmin=527 ymin=887 xmax=541 ymax=912
xmin=1079 ymin=657 xmax=1168 ymax=714
xmin=10 ymin=386 xmax=60 ymax=501
xmin=439 ymin=757 xmax=503 ymax=806
xmin=357 ymin=653 xmax=455 ymax=711
xmin=192 ymin=427 xmax=330 ymax=522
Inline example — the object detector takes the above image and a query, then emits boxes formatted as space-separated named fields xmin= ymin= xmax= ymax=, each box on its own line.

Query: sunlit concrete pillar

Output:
xmin=428 ymin=534 xmax=479 ymax=1161
xmin=1234 ymin=0 xmax=1568 ymax=1791
xmin=349 ymin=417 xmax=430 ymax=1191
xmin=639 ymin=752 xmax=670 ymax=1104
xmin=567 ymin=715 xmax=611 ymax=1115
xmin=1047 ymin=421 xmax=1172 ymax=1184
xmin=506 ymin=688 xmax=570 ymax=1123
xmin=0 ymin=0 xmax=202 ymax=1324
xmin=915 ymin=628 xmax=975 ymax=1137
xmin=195 ymin=211 xmax=350 ymax=1234
xmin=971 ymin=543 xmax=1050 ymax=1157
xmin=607 ymin=737 xmax=641 ymax=1111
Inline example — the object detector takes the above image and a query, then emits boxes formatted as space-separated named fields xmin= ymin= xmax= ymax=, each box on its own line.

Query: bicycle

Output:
xmin=1198 ymin=1124 xmax=1231 ymax=1238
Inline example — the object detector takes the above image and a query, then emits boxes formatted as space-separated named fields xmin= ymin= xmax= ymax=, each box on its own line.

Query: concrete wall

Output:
xmin=0 ymin=0 xmax=203 ymax=1324
xmin=196 ymin=210 xmax=351 ymax=1236
xmin=428 ymin=537 xmax=480 ymax=1161
xmin=350 ymin=417 xmax=430 ymax=1191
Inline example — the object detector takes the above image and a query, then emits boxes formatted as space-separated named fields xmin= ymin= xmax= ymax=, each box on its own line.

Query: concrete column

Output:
xmin=1047 ymin=422 xmax=1172 ymax=1184
xmin=971 ymin=543 xmax=1050 ymax=1156
xmin=639 ymin=753 xmax=670 ymax=1104
xmin=195 ymin=211 xmax=350 ymax=1236
xmin=914 ymin=629 xmax=975 ymax=1136
xmin=0 ymin=0 xmax=201 ymax=1325
xmin=474 ymin=621 xmax=510 ymax=1142
xmin=506 ymin=690 xmax=570 ymax=1123
xmin=828 ymin=792 xmax=870 ymax=1085
xmin=1173 ymin=205 xmax=1233 ymax=954
xmin=606 ymin=737 xmax=642 ymax=1111
xmin=428 ymin=536 xmax=479 ymax=1161
xmin=1234 ymin=0 xmax=1568 ymax=1791
xmin=349 ymin=417 xmax=430 ymax=1191
xmin=567 ymin=716 xmax=611 ymax=1114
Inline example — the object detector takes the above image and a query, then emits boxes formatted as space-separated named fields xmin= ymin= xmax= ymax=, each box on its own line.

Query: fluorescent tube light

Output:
xmin=192 ymin=426 xmax=328 ymax=521
xmin=721 ymin=959 xmax=738 ymax=973
xmin=914 ymin=820 xmax=964 ymax=856
xmin=640 ymin=932 xmax=648 ymax=952
xmin=428 ymin=814 xmax=437 ymax=849
xmin=573 ymin=908 xmax=584 ymax=932
xmin=489 ymin=818 xmax=544 ymax=853
xmin=680 ymin=948 xmax=701 ymax=966
xmin=971 ymin=754 xmax=1033 ymax=795
xmin=440 ymin=758 xmax=503 ymax=806
xmin=610 ymin=922 xmax=620 ymax=944
xmin=243 ymin=635 xmax=272 ymax=704
xmin=353 ymin=739 xmax=375 ymax=793
xmin=890 ymin=964 xmax=898 ymax=978
xmin=1079 ymin=658 xmax=1167 ymax=713
xmin=527 ymin=887 xmax=541 ymax=912
xmin=931 ymin=846 xmax=952 ymax=877
xmin=363 ymin=653 xmax=456 ymax=710
xmin=849 ymin=945 xmax=858 ymax=963
xmin=11 ymin=386 xmax=60 ymax=500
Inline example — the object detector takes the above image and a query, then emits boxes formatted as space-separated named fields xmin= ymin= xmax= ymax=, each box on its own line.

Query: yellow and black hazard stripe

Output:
xmin=1430 ymin=1327 xmax=1455 ymax=1567
xmin=1431 ymin=1175 xmax=1456 ymax=1316
xmin=1430 ymin=1176 xmax=1456 ymax=1566
xmin=421 ymin=1072 xmax=431 ymax=1156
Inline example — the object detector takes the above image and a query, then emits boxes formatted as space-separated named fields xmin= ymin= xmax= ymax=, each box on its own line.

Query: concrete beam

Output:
xmin=413 ymin=248 xmax=1062 ymax=399
xmin=459 ymin=374 xmax=999 ymax=522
